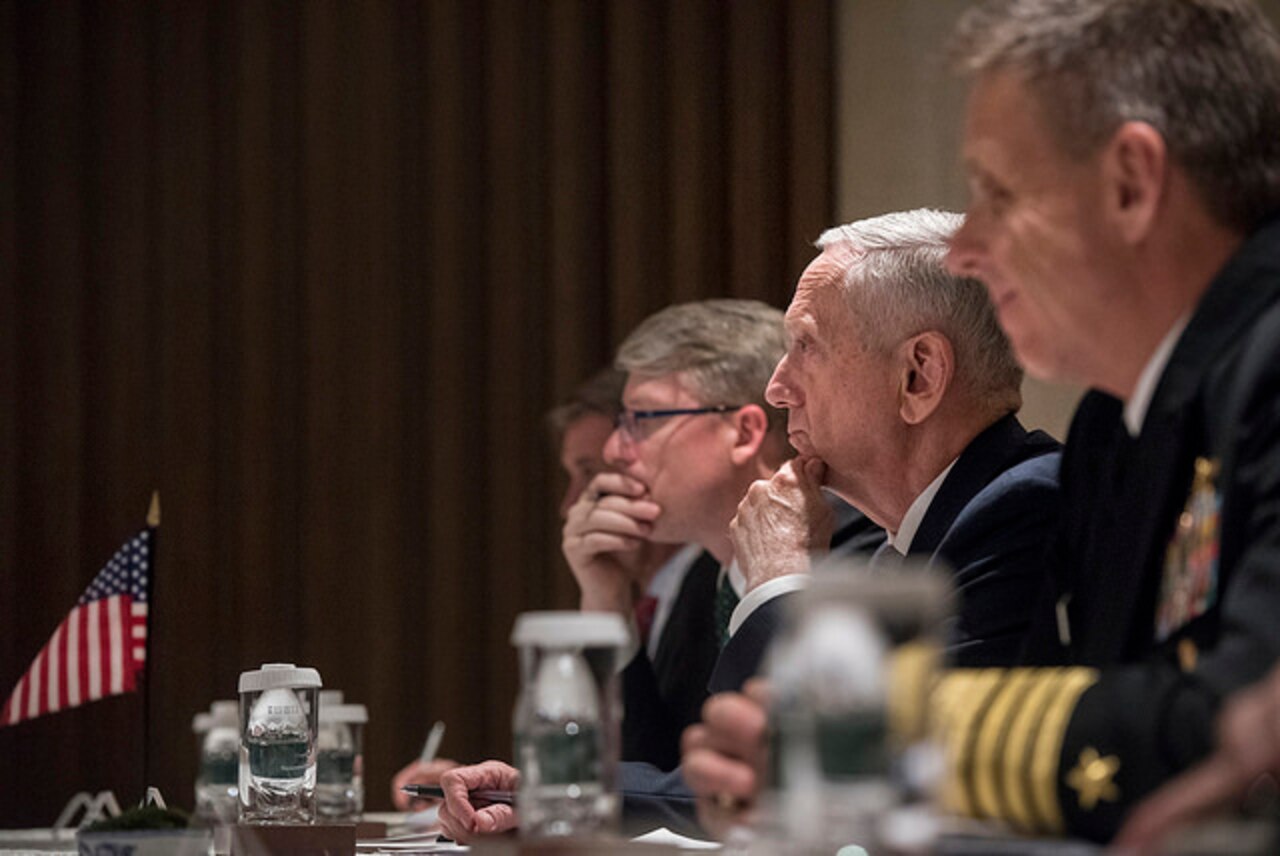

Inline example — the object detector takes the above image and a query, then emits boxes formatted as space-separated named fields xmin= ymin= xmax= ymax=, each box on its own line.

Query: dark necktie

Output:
xmin=714 ymin=572 xmax=740 ymax=649
xmin=634 ymin=595 xmax=659 ymax=649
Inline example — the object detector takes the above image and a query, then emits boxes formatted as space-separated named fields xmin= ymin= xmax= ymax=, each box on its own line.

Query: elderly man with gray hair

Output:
xmin=681 ymin=208 xmax=1062 ymax=823
xmin=708 ymin=208 xmax=1061 ymax=692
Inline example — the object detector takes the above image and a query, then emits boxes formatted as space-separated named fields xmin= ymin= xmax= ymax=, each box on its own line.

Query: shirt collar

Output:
xmin=885 ymin=459 xmax=957 ymax=556
xmin=1123 ymin=315 xmax=1189 ymax=437
xmin=645 ymin=542 xmax=701 ymax=600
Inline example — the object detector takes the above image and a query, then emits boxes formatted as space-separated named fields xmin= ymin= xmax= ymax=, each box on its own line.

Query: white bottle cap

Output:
xmin=192 ymin=712 xmax=212 ymax=734
xmin=511 ymin=611 xmax=629 ymax=648
xmin=319 ymin=690 xmax=345 ymax=709
xmin=319 ymin=703 xmax=368 ymax=724
xmin=238 ymin=662 xmax=322 ymax=693
xmin=209 ymin=700 xmax=239 ymax=727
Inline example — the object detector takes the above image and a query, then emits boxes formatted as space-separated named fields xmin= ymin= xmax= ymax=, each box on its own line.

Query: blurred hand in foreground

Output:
xmin=437 ymin=760 xmax=521 ymax=842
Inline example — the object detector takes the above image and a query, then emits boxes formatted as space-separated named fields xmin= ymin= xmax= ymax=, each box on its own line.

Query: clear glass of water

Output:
xmin=237 ymin=663 xmax=322 ymax=825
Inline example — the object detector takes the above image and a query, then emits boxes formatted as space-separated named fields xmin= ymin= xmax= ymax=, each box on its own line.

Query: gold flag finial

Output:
xmin=147 ymin=491 xmax=161 ymax=527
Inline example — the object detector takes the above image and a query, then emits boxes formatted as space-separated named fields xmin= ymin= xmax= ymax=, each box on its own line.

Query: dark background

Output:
xmin=0 ymin=0 xmax=833 ymax=824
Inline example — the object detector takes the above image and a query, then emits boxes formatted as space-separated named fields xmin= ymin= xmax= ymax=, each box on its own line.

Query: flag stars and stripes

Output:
xmin=2 ymin=525 xmax=154 ymax=727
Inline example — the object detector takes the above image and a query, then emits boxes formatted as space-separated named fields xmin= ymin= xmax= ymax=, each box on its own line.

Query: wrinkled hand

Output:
xmin=730 ymin=456 xmax=832 ymax=592
xmin=562 ymin=471 xmax=662 ymax=614
xmin=682 ymin=679 xmax=773 ymax=814
xmin=390 ymin=757 xmax=460 ymax=810
xmin=437 ymin=760 xmax=521 ymax=842
xmin=1114 ymin=665 xmax=1280 ymax=855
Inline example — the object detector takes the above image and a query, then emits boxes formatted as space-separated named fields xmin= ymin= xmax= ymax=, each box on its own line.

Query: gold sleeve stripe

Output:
xmin=1029 ymin=668 xmax=1098 ymax=835
xmin=931 ymin=670 xmax=981 ymax=816
xmin=940 ymin=669 xmax=1006 ymax=818
xmin=1000 ymin=669 xmax=1066 ymax=832
xmin=971 ymin=669 xmax=1038 ymax=822
xmin=887 ymin=641 xmax=940 ymax=744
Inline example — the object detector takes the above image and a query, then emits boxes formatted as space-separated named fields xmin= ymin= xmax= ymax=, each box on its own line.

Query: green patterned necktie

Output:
xmin=714 ymin=571 xmax=740 ymax=649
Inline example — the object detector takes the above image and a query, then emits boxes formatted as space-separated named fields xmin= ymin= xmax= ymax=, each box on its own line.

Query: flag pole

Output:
xmin=143 ymin=491 xmax=160 ymax=798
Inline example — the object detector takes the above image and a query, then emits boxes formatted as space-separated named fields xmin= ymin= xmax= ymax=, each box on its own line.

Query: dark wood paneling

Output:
xmin=0 ymin=0 xmax=832 ymax=825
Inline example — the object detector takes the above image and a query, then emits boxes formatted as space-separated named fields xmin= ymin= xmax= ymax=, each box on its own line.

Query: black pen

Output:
xmin=401 ymin=783 xmax=697 ymax=806
xmin=401 ymin=784 xmax=515 ymax=805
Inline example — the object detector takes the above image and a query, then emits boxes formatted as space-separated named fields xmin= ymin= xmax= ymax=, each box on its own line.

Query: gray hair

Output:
xmin=546 ymin=366 xmax=625 ymax=443
xmin=615 ymin=299 xmax=789 ymax=448
xmin=816 ymin=209 xmax=1023 ymax=414
xmin=951 ymin=0 xmax=1280 ymax=233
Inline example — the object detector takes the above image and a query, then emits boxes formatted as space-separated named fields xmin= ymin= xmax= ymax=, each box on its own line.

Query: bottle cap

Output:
xmin=511 ymin=611 xmax=629 ymax=648
xmin=319 ymin=703 xmax=368 ymax=724
xmin=238 ymin=663 xmax=322 ymax=693
xmin=209 ymin=700 xmax=239 ymax=727
xmin=319 ymin=690 xmax=345 ymax=709
xmin=192 ymin=712 xmax=212 ymax=734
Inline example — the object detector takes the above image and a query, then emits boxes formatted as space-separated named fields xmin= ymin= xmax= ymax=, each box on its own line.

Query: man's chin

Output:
xmin=787 ymin=431 xmax=818 ymax=457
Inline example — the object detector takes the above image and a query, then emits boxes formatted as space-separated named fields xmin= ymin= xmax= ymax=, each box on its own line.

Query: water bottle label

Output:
xmin=518 ymin=721 xmax=600 ymax=785
xmin=817 ymin=711 xmax=889 ymax=779
xmin=248 ymin=739 xmax=311 ymax=779
xmin=317 ymin=749 xmax=356 ymax=784
xmin=201 ymin=753 xmax=239 ymax=785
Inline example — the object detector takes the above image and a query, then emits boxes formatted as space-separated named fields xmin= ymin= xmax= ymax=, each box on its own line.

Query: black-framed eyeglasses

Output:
xmin=614 ymin=405 xmax=744 ymax=444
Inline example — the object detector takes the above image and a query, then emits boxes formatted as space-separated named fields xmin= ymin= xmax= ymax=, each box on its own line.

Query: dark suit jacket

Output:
xmin=618 ymin=500 xmax=883 ymax=800
xmin=621 ymin=550 xmax=719 ymax=771
xmin=1012 ymin=215 xmax=1280 ymax=840
xmin=709 ymin=414 xmax=1061 ymax=692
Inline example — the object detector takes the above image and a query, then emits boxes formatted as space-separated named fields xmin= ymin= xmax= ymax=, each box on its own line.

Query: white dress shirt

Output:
xmin=1124 ymin=315 xmax=1190 ymax=437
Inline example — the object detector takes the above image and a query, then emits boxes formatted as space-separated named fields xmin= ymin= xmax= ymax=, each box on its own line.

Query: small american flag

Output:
xmin=1 ymin=526 xmax=153 ymax=727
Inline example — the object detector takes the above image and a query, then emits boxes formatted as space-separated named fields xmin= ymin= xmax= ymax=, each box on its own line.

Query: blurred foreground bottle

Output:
xmin=511 ymin=611 xmax=628 ymax=838
xmin=194 ymin=700 xmax=240 ymax=823
xmin=316 ymin=690 xmax=367 ymax=822
xmin=763 ymin=564 xmax=950 ymax=855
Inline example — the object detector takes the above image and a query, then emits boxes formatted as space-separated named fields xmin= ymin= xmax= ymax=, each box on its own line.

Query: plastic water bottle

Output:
xmin=511 ymin=611 xmax=628 ymax=838
xmin=194 ymin=700 xmax=240 ymax=823
xmin=238 ymin=663 xmax=322 ymax=824
xmin=769 ymin=599 xmax=895 ymax=853
xmin=764 ymin=565 xmax=950 ymax=854
xmin=316 ymin=693 xmax=367 ymax=822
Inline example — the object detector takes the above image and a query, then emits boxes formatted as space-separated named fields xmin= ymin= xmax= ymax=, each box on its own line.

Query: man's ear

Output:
xmin=1103 ymin=121 xmax=1167 ymax=245
xmin=728 ymin=404 xmax=770 ymax=465
xmin=898 ymin=332 xmax=953 ymax=425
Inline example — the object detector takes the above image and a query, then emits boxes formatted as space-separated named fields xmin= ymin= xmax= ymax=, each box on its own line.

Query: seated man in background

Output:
xmin=436 ymin=298 xmax=886 ymax=841
xmin=714 ymin=208 xmax=1060 ymax=695
xmin=685 ymin=0 xmax=1280 ymax=843
xmin=553 ymin=366 xmax=716 ymax=772
xmin=391 ymin=366 xmax=707 ymax=804
xmin=559 ymin=300 xmax=800 ymax=771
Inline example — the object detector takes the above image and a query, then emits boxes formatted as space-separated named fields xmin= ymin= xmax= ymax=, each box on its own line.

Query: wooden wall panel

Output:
xmin=0 ymin=0 xmax=832 ymax=824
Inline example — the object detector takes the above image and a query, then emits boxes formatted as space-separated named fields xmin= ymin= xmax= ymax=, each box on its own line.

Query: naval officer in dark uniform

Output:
xmin=683 ymin=0 xmax=1280 ymax=845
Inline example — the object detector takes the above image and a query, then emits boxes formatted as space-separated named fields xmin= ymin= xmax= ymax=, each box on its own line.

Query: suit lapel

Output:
xmin=910 ymin=414 xmax=1030 ymax=556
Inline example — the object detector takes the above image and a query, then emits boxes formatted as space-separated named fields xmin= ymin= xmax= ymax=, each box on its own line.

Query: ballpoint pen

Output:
xmin=401 ymin=784 xmax=514 ymax=805
xmin=400 ymin=783 xmax=697 ymax=806
xmin=419 ymin=720 xmax=446 ymax=766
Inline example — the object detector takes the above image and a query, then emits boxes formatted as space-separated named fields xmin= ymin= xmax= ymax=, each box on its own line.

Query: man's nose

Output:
xmin=602 ymin=426 xmax=632 ymax=467
xmin=765 ymin=358 xmax=796 ymax=409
